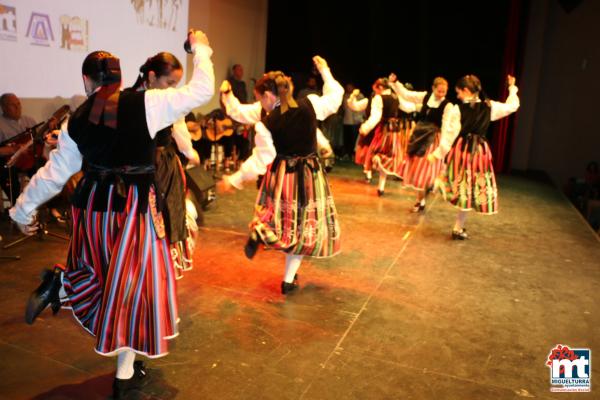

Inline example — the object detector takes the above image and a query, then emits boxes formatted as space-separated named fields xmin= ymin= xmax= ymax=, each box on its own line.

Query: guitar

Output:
xmin=204 ymin=116 xmax=234 ymax=142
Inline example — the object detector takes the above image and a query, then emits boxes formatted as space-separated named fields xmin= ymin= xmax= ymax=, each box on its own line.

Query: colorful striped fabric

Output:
xmin=401 ymin=132 xmax=445 ymax=192
xmin=250 ymin=156 xmax=341 ymax=258
xmin=437 ymin=135 xmax=498 ymax=214
xmin=370 ymin=120 xmax=411 ymax=177
xmin=63 ymin=183 xmax=179 ymax=358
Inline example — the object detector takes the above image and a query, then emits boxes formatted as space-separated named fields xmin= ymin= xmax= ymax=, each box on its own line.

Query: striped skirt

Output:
xmin=63 ymin=183 xmax=179 ymax=358
xmin=249 ymin=155 xmax=341 ymax=257
xmin=401 ymin=132 xmax=444 ymax=191
xmin=437 ymin=135 xmax=498 ymax=214
xmin=371 ymin=119 xmax=410 ymax=177
xmin=354 ymin=130 xmax=374 ymax=169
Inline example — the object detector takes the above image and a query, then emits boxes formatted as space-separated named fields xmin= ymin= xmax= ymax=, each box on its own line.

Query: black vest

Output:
xmin=264 ymin=97 xmax=317 ymax=156
xmin=458 ymin=102 xmax=491 ymax=138
xmin=381 ymin=94 xmax=399 ymax=121
xmin=418 ymin=93 xmax=450 ymax=127
xmin=68 ymin=90 xmax=157 ymax=212
xmin=68 ymin=90 xmax=155 ymax=167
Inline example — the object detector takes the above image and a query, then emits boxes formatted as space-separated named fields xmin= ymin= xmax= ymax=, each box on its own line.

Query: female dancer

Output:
xmin=10 ymin=30 xmax=214 ymax=398
xmin=130 ymin=52 xmax=201 ymax=278
xmin=389 ymin=74 xmax=452 ymax=212
xmin=428 ymin=74 xmax=519 ymax=239
xmin=348 ymin=78 xmax=402 ymax=195
xmin=221 ymin=56 xmax=343 ymax=295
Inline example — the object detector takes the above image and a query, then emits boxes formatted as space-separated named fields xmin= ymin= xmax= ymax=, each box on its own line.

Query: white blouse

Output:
xmin=431 ymin=85 xmax=520 ymax=159
xmin=227 ymin=66 xmax=343 ymax=189
xmin=10 ymin=42 xmax=215 ymax=225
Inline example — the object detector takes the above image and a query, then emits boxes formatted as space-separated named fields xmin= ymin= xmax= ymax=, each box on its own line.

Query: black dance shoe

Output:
xmin=377 ymin=189 xmax=384 ymax=197
xmin=281 ymin=281 xmax=299 ymax=295
xmin=451 ymin=228 xmax=468 ymax=240
xmin=411 ymin=202 xmax=425 ymax=213
xmin=113 ymin=360 xmax=148 ymax=399
xmin=244 ymin=237 xmax=260 ymax=260
xmin=25 ymin=266 xmax=63 ymax=325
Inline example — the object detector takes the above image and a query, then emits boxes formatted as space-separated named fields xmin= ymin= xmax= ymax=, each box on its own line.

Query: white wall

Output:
xmin=512 ymin=0 xmax=600 ymax=186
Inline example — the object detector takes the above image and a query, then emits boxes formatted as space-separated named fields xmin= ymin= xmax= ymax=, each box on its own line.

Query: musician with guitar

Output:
xmin=0 ymin=93 xmax=39 ymax=204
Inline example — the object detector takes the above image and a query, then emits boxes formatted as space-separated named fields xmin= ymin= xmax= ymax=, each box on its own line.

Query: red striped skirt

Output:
xmin=63 ymin=184 xmax=179 ymax=358
xmin=437 ymin=135 xmax=498 ymax=214
xmin=370 ymin=119 xmax=410 ymax=177
xmin=401 ymin=132 xmax=444 ymax=191
xmin=250 ymin=155 xmax=341 ymax=257
xmin=354 ymin=130 xmax=374 ymax=169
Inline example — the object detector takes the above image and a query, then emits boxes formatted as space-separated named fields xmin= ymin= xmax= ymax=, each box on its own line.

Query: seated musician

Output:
xmin=0 ymin=93 xmax=37 ymax=205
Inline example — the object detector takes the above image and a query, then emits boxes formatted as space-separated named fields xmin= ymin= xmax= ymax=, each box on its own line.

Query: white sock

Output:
xmin=378 ymin=173 xmax=387 ymax=192
xmin=365 ymin=170 xmax=372 ymax=180
xmin=116 ymin=350 xmax=136 ymax=380
xmin=417 ymin=193 xmax=426 ymax=206
xmin=454 ymin=211 xmax=468 ymax=231
xmin=283 ymin=254 xmax=303 ymax=283
xmin=58 ymin=271 xmax=67 ymax=300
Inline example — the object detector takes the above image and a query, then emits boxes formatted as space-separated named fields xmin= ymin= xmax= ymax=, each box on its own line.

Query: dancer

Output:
xmin=349 ymin=78 xmax=403 ymax=196
xmin=130 ymin=51 xmax=201 ymax=278
xmin=220 ymin=56 xmax=343 ymax=295
xmin=389 ymin=74 xmax=452 ymax=212
xmin=9 ymin=30 xmax=214 ymax=398
xmin=428 ymin=74 xmax=519 ymax=239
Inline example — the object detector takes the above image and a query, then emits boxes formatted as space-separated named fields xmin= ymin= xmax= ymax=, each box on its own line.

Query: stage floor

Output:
xmin=0 ymin=162 xmax=598 ymax=399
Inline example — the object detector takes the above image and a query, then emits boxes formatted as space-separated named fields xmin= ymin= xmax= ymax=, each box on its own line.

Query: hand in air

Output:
xmin=188 ymin=29 xmax=210 ymax=50
xmin=312 ymin=55 xmax=329 ymax=73
xmin=220 ymin=80 xmax=232 ymax=94
xmin=507 ymin=75 xmax=516 ymax=87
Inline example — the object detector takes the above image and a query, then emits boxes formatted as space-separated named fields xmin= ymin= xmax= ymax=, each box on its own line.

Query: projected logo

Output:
xmin=546 ymin=344 xmax=591 ymax=392
xmin=26 ymin=12 xmax=54 ymax=46
xmin=0 ymin=4 xmax=17 ymax=41
xmin=59 ymin=15 xmax=88 ymax=52
xmin=131 ymin=0 xmax=182 ymax=31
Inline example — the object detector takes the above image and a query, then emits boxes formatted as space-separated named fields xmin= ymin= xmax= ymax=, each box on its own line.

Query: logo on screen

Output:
xmin=0 ymin=4 xmax=17 ymax=41
xmin=546 ymin=344 xmax=591 ymax=392
xmin=26 ymin=12 xmax=54 ymax=46
xmin=131 ymin=0 xmax=182 ymax=31
xmin=59 ymin=15 xmax=88 ymax=52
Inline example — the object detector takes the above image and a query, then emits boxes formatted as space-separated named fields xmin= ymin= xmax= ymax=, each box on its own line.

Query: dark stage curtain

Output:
xmin=492 ymin=0 xmax=527 ymax=173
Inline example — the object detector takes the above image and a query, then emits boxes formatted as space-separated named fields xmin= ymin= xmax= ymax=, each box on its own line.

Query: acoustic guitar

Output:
xmin=204 ymin=116 xmax=234 ymax=142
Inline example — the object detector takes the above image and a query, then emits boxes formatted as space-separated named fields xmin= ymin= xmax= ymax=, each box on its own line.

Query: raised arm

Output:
xmin=490 ymin=76 xmax=519 ymax=121
xmin=306 ymin=56 xmax=344 ymax=121
xmin=389 ymin=79 xmax=427 ymax=105
xmin=145 ymin=30 xmax=215 ymax=137
xmin=10 ymin=122 xmax=82 ymax=226
xmin=221 ymin=80 xmax=263 ymax=124
xmin=347 ymin=91 xmax=368 ymax=112
xmin=359 ymin=95 xmax=383 ymax=135
xmin=226 ymin=121 xmax=276 ymax=189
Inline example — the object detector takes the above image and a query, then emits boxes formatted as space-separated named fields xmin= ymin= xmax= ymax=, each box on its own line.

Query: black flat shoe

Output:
xmin=113 ymin=360 xmax=148 ymax=399
xmin=281 ymin=281 xmax=299 ymax=295
xmin=452 ymin=228 xmax=468 ymax=240
xmin=377 ymin=189 xmax=384 ymax=197
xmin=411 ymin=202 xmax=425 ymax=213
xmin=244 ymin=237 xmax=260 ymax=260
xmin=25 ymin=266 xmax=63 ymax=325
